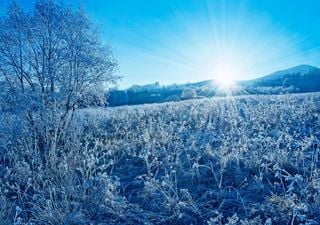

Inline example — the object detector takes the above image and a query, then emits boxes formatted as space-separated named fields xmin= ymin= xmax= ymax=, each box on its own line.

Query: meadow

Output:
xmin=1 ymin=92 xmax=320 ymax=224
xmin=76 ymin=93 xmax=320 ymax=224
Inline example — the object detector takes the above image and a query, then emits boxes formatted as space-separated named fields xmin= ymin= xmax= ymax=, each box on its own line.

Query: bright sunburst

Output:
xmin=211 ymin=53 xmax=244 ymax=93
xmin=215 ymin=63 xmax=236 ymax=90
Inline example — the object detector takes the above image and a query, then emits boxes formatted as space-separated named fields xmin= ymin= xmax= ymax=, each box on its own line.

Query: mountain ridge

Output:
xmin=248 ymin=64 xmax=320 ymax=83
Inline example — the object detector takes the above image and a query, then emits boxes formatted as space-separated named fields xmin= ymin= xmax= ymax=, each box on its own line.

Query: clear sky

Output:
xmin=1 ymin=0 xmax=320 ymax=88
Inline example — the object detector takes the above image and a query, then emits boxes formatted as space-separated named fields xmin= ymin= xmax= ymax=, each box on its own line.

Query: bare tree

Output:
xmin=0 ymin=0 xmax=119 ymax=160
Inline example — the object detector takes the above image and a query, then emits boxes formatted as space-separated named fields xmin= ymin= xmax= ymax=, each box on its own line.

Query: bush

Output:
xmin=181 ymin=88 xmax=197 ymax=100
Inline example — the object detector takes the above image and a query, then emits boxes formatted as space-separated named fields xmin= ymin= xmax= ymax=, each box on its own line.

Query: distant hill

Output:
xmin=108 ymin=65 xmax=320 ymax=106
xmin=242 ymin=65 xmax=320 ymax=92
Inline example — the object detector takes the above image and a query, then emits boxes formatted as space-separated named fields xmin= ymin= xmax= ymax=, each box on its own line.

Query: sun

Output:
xmin=215 ymin=64 xmax=236 ymax=89
xmin=213 ymin=59 xmax=238 ymax=91
xmin=208 ymin=52 xmax=247 ymax=93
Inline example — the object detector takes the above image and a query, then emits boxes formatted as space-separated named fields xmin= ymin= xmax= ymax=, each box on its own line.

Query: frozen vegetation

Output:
xmin=2 ymin=92 xmax=319 ymax=224
xmin=75 ymin=93 xmax=320 ymax=225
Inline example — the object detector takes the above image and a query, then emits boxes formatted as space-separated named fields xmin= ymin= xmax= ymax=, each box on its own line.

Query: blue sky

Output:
xmin=1 ymin=0 xmax=320 ymax=88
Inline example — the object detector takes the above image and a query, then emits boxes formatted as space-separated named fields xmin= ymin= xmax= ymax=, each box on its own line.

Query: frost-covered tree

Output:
xmin=181 ymin=88 xmax=197 ymax=100
xmin=0 ymin=0 xmax=119 ymax=159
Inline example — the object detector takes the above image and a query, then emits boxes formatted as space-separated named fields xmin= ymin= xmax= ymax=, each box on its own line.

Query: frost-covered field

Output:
xmin=77 ymin=93 xmax=320 ymax=224
xmin=1 ymin=93 xmax=320 ymax=225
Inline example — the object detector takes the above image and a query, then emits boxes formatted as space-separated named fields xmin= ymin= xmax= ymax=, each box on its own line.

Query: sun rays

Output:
xmin=116 ymin=0 xmax=320 ymax=88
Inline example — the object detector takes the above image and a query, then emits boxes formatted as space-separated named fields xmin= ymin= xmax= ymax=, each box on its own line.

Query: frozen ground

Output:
xmin=1 ymin=93 xmax=319 ymax=224
xmin=77 ymin=92 xmax=320 ymax=224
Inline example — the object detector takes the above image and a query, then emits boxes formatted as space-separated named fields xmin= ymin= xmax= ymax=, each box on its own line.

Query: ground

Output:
xmin=76 ymin=93 xmax=320 ymax=224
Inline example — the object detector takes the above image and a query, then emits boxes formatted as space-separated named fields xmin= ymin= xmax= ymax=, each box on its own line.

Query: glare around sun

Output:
xmin=215 ymin=65 xmax=236 ymax=89
xmin=212 ymin=58 xmax=238 ymax=90
xmin=210 ymin=52 xmax=249 ymax=91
